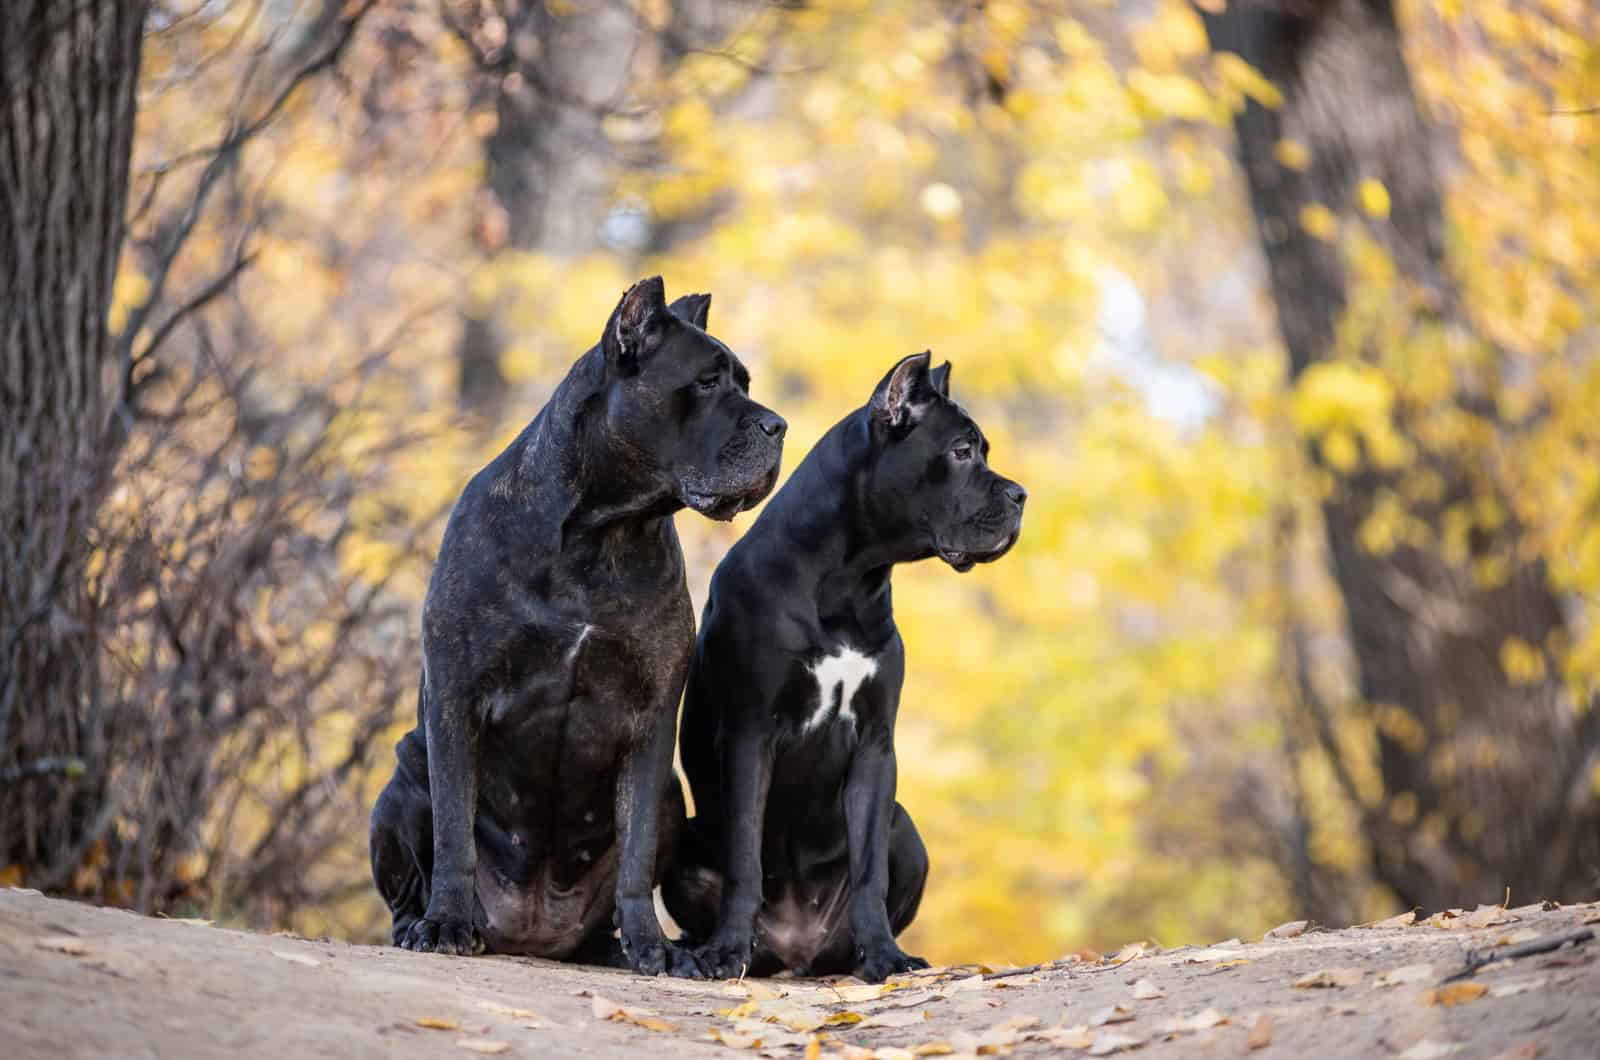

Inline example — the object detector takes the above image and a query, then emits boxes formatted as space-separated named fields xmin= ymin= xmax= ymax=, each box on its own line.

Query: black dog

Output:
xmin=370 ymin=277 xmax=785 ymax=976
xmin=664 ymin=351 xmax=1025 ymax=982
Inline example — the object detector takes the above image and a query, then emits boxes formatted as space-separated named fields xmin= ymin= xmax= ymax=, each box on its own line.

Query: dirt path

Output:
xmin=2 ymin=888 xmax=1596 ymax=1059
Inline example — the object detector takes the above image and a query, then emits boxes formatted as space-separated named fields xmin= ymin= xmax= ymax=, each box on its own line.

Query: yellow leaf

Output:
xmin=1273 ymin=138 xmax=1311 ymax=171
xmin=1423 ymin=981 xmax=1488 ymax=1007
xmin=1299 ymin=202 xmax=1339 ymax=242
xmin=416 ymin=1018 xmax=459 ymax=1031
xmin=1358 ymin=178 xmax=1392 ymax=218
xmin=1215 ymin=52 xmax=1284 ymax=109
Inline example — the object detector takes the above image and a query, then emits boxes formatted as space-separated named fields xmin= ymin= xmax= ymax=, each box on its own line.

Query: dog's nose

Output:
xmin=750 ymin=410 xmax=786 ymax=439
xmin=1004 ymin=483 xmax=1027 ymax=508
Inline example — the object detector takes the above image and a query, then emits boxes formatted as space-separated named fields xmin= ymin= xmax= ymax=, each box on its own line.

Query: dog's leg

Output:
xmin=370 ymin=766 xmax=433 ymax=946
xmin=843 ymin=747 xmax=930 ymax=982
xmin=400 ymin=672 xmax=485 ymax=956
xmin=614 ymin=700 xmax=703 ymax=977
xmin=688 ymin=726 xmax=773 ymax=978
xmin=886 ymin=801 xmax=929 ymax=936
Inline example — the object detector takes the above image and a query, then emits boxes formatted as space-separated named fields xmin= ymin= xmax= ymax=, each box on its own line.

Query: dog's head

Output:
xmin=599 ymin=277 xmax=785 ymax=520
xmin=863 ymin=351 xmax=1025 ymax=572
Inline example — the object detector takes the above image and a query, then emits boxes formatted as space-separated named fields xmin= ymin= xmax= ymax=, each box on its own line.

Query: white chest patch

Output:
xmin=804 ymin=647 xmax=878 ymax=733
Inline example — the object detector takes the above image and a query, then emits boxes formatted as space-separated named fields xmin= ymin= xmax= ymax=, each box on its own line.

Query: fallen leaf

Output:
xmin=1130 ymin=978 xmax=1164 ymax=1000
xmin=1293 ymin=968 xmax=1362 ymax=989
xmin=1035 ymin=1025 xmax=1096 ymax=1049
xmin=1088 ymin=1030 xmax=1145 ymax=1056
xmin=720 ymin=1000 xmax=762 ymax=1020
xmin=938 ymin=974 xmax=988 ymax=994
xmin=911 ymin=1044 xmax=954 ymax=1057
xmin=1369 ymin=910 xmax=1418 ymax=928
xmin=1422 ymin=909 xmax=1468 ymax=930
xmin=271 ymin=949 xmax=321 ymax=968
xmin=476 ymin=1000 xmax=540 ymax=1027
xmin=590 ymin=995 xmax=676 ymax=1032
xmin=1498 ymin=929 xmax=1541 ymax=946
xmin=35 ymin=936 xmax=91 ymax=956
xmin=456 ymin=1041 xmax=510 ymax=1055
xmin=726 ymin=980 xmax=787 ymax=1001
xmin=1582 ymin=910 xmax=1600 ymax=925
xmin=1422 ymin=982 xmax=1488 ymax=1007
xmin=1161 ymin=1008 xmax=1229 ymax=1034
xmin=1247 ymin=1015 xmax=1273 ymax=1050
xmin=709 ymin=1029 xmax=760 ymax=1049
xmin=1089 ymin=1004 xmax=1136 ymax=1027
xmin=1374 ymin=963 xmax=1433 ymax=987
xmin=1212 ymin=958 xmax=1252 ymax=970
xmin=992 ymin=1015 xmax=1042 ymax=1033
xmin=804 ymin=1038 xmax=822 ymax=1060
xmin=1266 ymin=920 xmax=1309 ymax=940
xmin=830 ymin=982 xmax=894 ymax=1004
xmin=820 ymin=1010 xmax=864 ymax=1028
xmin=417 ymin=1018 xmax=460 ymax=1031
xmin=1484 ymin=1043 xmax=1542 ymax=1060
xmin=873 ymin=1050 xmax=915 ymax=1060
xmin=1399 ymin=1041 xmax=1463 ymax=1060
xmin=1466 ymin=904 xmax=1516 ymax=929
xmin=1184 ymin=946 xmax=1246 ymax=963
xmin=1489 ymin=978 xmax=1547 ymax=999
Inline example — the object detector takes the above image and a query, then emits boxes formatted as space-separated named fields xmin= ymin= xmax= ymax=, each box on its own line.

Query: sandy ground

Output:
xmin=1 ymin=887 xmax=1596 ymax=1059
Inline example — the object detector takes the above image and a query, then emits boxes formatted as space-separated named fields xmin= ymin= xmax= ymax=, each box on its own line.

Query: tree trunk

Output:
xmin=0 ymin=0 xmax=149 ymax=875
xmin=448 ymin=0 xmax=638 ymax=415
xmin=1202 ymin=0 xmax=1600 ymax=910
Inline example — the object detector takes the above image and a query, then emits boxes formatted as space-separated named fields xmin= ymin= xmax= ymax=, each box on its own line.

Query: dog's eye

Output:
xmin=697 ymin=373 xmax=720 ymax=392
xmin=952 ymin=444 xmax=973 ymax=462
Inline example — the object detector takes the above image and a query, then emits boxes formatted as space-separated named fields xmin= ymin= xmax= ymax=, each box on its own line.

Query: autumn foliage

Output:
xmin=3 ymin=0 xmax=1598 ymax=966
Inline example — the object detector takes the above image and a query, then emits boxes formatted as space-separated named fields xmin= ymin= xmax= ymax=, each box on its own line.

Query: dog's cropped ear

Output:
xmin=929 ymin=360 xmax=952 ymax=399
xmin=668 ymin=292 xmax=711 ymax=330
xmin=604 ymin=276 xmax=670 ymax=374
xmin=870 ymin=350 xmax=934 ymax=432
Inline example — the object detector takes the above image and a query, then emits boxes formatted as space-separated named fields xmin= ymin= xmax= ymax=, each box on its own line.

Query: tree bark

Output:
xmin=1202 ymin=0 xmax=1600 ymax=910
xmin=1 ymin=0 xmax=149 ymax=873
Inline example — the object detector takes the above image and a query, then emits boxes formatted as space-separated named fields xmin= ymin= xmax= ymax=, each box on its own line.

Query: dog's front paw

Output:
xmin=693 ymin=934 xmax=754 ymax=980
xmin=622 ymin=932 xmax=704 ymax=979
xmin=858 ymin=944 xmax=929 ymax=983
xmin=400 ymin=915 xmax=484 ymax=956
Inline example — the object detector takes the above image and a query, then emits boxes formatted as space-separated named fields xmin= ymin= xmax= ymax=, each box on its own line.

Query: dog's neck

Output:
xmin=496 ymin=348 xmax=682 ymax=541
xmin=770 ymin=411 xmax=931 ymax=623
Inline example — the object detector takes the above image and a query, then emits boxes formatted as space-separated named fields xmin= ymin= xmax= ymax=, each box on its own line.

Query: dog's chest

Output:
xmin=800 ymin=645 xmax=878 ymax=733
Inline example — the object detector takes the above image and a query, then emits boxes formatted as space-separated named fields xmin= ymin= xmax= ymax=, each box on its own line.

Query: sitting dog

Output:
xmin=370 ymin=278 xmax=785 ymax=976
xmin=665 ymin=351 xmax=1025 ymax=981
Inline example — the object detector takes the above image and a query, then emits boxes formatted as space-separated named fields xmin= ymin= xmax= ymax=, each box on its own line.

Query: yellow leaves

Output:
xmin=1358 ymin=178 xmax=1392 ymax=219
xmin=1298 ymin=203 xmax=1340 ymax=242
xmin=1273 ymin=138 xmax=1311 ymax=171
xmin=1423 ymin=982 xmax=1488 ymax=1007
xmin=1500 ymin=637 xmax=1548 ymax=685
xmin=108 ymin=266 xmax=150 ymax=335
xmin=1125 ymin=69 xmax=1219 ymax=123
xmin=590 ymin=995 xmax=678 ymax=1033
xmin=1290 ymin=361 xmax=1393 ymax=439
xmin=1213 ymin=52 xmax=1284 ymax=109
xmin=1376 ymin=704 xmax=1429 ymax=755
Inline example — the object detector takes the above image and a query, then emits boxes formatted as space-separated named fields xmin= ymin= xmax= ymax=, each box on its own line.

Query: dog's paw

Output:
xmin=693 ymin=935 xmax=754 ymax=980
xmin=858 ymin=945 xmax=929 ymax=983
xmin=400 ymin=915 xmax=484 ymax=956
xmin=621 ymin=933 xmax=704 ymax=979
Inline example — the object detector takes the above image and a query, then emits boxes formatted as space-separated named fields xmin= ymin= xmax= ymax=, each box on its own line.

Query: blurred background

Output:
xmin=3 ymin=0 xmax=1599 ymax=966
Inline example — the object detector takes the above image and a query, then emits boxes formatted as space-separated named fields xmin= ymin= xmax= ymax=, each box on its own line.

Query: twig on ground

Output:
xmin=1442 ymin=927 xmax=1594 ymax=982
